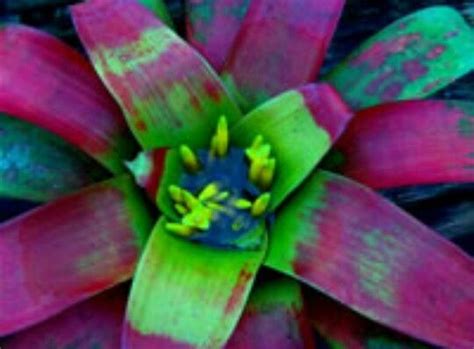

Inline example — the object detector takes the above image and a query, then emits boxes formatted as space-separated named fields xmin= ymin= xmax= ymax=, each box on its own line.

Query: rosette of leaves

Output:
xmin=0 ymin=0 xmax=473 ymax=348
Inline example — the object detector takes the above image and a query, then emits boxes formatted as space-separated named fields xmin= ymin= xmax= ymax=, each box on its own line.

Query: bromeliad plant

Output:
xmin=0 ymin=0 xmax=474 ymax=348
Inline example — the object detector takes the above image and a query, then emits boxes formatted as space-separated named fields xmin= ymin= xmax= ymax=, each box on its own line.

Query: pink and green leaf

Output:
xmin=72 ymin=0 xmax=242 ymax=150
xmin=330 ymin=100 xmax=474 ymax=189
xmin=0 ymin=176 xmax=153 ymax=336
xmin=0 ymin=112 xmax=107 ymax=202
xmin=0 ymin=285 xmax=128 ymax=348
xmin=221 ymin=0 xmax=345 ymax=111
xmin=231 ymin=84 xmax=352 ymax=209
xmin=123 ymin=218 xmax=266 ymax=348
xmin=325 ymin=6 xmax=474 ymax=109
xmin=225 ymin=278 xmax=314 ymax=348
xmin=265 ymin=170 xmax=474 ymax=348
xmin=0 ymin=25 xmax=135 ymax=174
xmin=186 ymin=0 xmax=251 ymax=71
xmin=138 ymin=0 xmax=174 ymax=27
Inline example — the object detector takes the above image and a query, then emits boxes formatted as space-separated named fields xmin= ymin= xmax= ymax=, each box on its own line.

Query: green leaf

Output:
xmin=230 ymin=84 xmax=352 ymax=210
xmin=0 ymin=112 xmax=107 ymax=202
xmin=325 ymin=6 xmax=474 ymax=109
xmin=123 ymin=218 xmax=267 ymax=348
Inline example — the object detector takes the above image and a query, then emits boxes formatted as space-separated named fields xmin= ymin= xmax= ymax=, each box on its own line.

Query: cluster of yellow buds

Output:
xmin=165 ymin=116 xmax=276 ymax=237
xmin=165 ymin=182 xmax=229 ymax=237
xmin=178 ymin=116 xmax=230 ymax=175
xmin=245 ymin=135 xmax=276 ymax=190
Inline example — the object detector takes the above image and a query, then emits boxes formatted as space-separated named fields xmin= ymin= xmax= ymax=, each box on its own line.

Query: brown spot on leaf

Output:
xmin=203 ymin=80 xmax=222 ymax=102
xmin=189 ymin=95 xmax=202 ymax=111
xmin=135 ymin=120 xmax=147 ymax=131
xmin=224 ymin=267 xmax=253 ymax=314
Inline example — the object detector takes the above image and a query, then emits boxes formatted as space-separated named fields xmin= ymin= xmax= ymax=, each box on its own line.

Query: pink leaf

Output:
xmin=0 ymin=25 xmax=135 ymax=173
xmin=0 ymin=176 xmax=152 ymax=335
xmin=333 ymin=100 xmax=474 ymax=188
xmin=1 ymin=285 xmax=128 ymax=348
xmin=265 ymin=170 xmax=474 ymax=348
xmin=221 ymin=0 xmax=345 ymax=110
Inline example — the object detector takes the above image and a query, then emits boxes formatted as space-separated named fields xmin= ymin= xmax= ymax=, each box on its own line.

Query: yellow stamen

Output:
xmin=174 ymin=204 xmax=188 ymax=215
xmin=233 ymin=198 xmax=252 ymax=210
xmin=206 ymin=202 xmax=227 ymax=212
xmin=245 ymin=135 xmax=268 ymax=159
xmin=249 ymin=158 xmax=267 ymax=184
xmin=182 ymin=190 xmax=200 ymax=210
xmin=259 ymin=158 xmax=276 ymax=189
xmin=179 ymin=144 xmax=200 ymax=172
xmin=214 ymin=191 xmax=230 ymax=202
xmin=168 ymin=185 xmax=183 ymax=203
xmin=246 ymin=144 xmax=271 ymax=162
xmin=183 ymin=216 xmax=211 ymax=230
xmin=259 ymin=144 xmax=271 ymax=158
xmin=251 ymin=192 xmax=271 ymax=217
xmin=246 ymin=135 xmax=272 ymax=186
xmin=251 ymin=135 xmax=264 ymax=149
xmin=182 ymin=206 xmax=213 ymax=230
xmin=215 ymin=116 xmax=229 ymax=157
xmin=198 ymin=182 xmax=220 ymax=201
xmin=165 ymin=222 xmax=194 ymax=237
xmin=209 ymin=135 xmax=218 ymax=157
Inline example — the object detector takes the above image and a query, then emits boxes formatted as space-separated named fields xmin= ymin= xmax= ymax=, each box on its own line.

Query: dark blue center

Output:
xmin=180 ymin=147 xmax=265 ymax=250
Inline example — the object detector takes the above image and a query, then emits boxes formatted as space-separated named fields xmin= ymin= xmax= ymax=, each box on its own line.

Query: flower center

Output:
xmin=164 ymin=116 xmax=276 ymax=249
